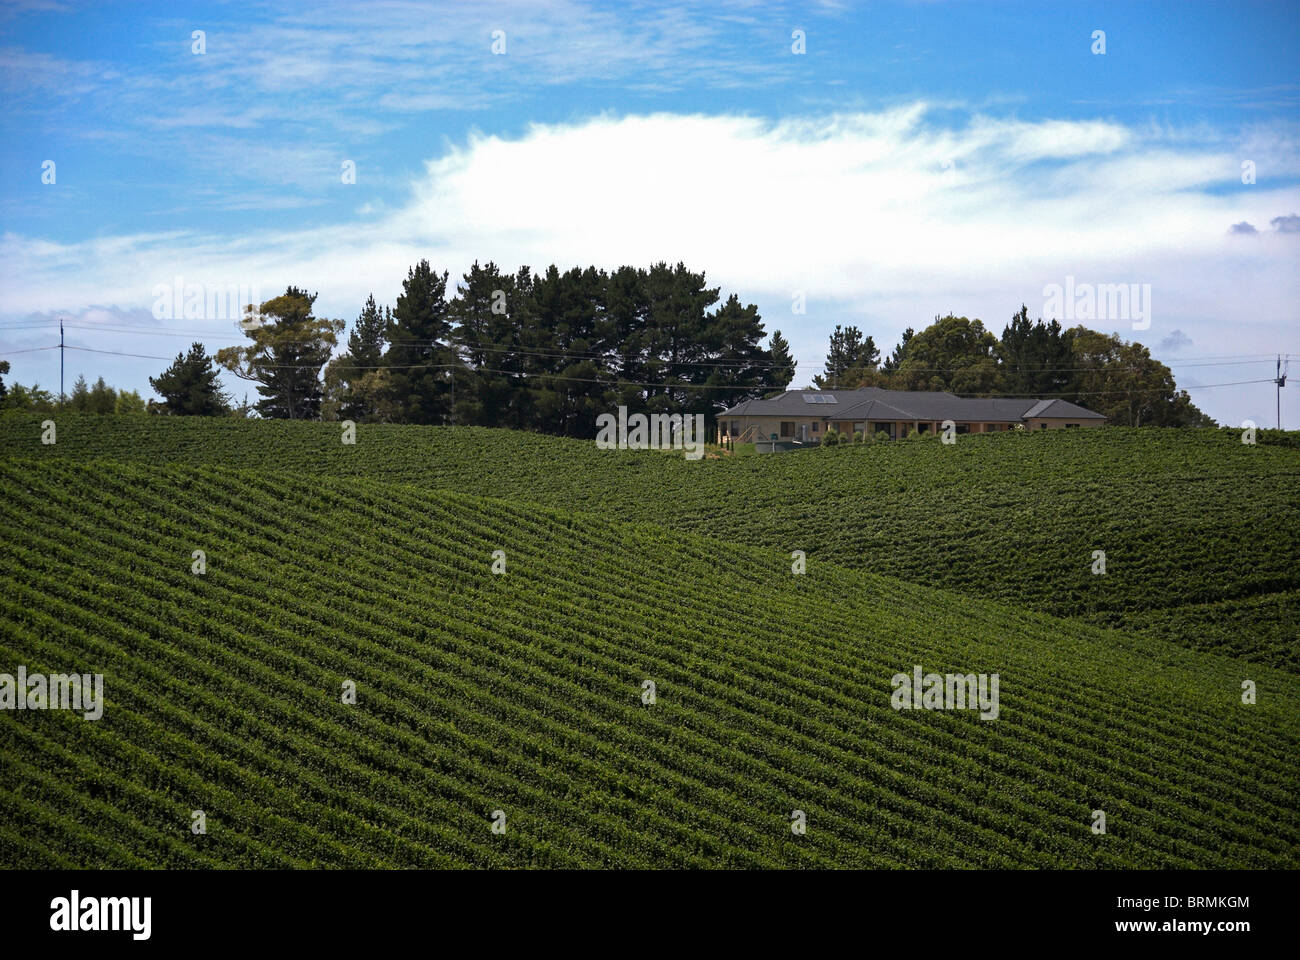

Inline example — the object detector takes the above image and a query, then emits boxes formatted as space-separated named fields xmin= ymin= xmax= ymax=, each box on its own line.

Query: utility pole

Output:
xmin=1277 ymin=354 xmax=1288 ymax=430
xmin=60 ymin=318 xmax=64 ymax=402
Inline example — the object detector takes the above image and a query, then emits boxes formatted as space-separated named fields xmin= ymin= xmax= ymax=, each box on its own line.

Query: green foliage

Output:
xmin=893 ymin=315 xmax=1000 ymax=394
xmin=216 ymin=287 xmax=342 ymax=420
xmin=1065 ymin=327 xmax=1214 ymax=427
xmin=840 ymin=309 xmax=1216 ymax=428
xmin=149 ymin=342 xmax=230 ymax=416
xmin=372 ymin=259 xmax=789 ymax=436
xmin=813 ymin=324 xmax=880 ymax=390
xmin=998 ymin=305 xmax=1072 ymax=396
xmin=0 ymin=374 xmax=144 ymax=416
xmin=881 ymin=327 xmax=914 ymax=375
xmin=324 ymin=295 xmax=395 ymax=423
xmin=68 ymin=374 xmax=90 ymax=411
xmin=87 ymin=377 xmax=116 ymax=415
xmin=114 ymin=389 xmax=146 ymax=415
xmin=0 ymin=454 xmax=1295 ymax=868
xmin=1 ymin=382 xmax=58 ymax=413
xmin=5 ymin=416 xmax=1294 ymax=671
xmin=384 ymin=261 xmax=456 ymax=425
xmin=767 ymin=330 xmax=796 ymax=389
xmin=449 ymin=262 xmax=516 ymax=429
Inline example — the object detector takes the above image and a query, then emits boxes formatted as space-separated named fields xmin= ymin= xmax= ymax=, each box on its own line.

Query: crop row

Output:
xmin=2 ymin=414 xmax=1296 ymax=668
xmin=1 ymin=458 xmax=1296 ymax=868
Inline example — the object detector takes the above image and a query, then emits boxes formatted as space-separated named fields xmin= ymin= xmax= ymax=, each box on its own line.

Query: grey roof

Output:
xmin=719 ymin=388 xmax=1105 ymax=422
xmin=1018 ymin=398 xmax=1105 ymax=419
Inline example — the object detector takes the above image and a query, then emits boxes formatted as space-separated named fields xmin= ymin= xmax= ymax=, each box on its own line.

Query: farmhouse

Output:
xmin=717 ymin=387 xmax=1105 ymax=445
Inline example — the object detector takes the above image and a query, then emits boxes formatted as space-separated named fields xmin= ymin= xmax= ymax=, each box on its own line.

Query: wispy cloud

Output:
xmin=5 ymin=106 xmax=1297 ymax=325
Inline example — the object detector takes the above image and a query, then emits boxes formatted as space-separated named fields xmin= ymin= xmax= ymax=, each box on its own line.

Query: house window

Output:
xmin=917 ymin=422 xmax=930 ymax=434
xmin=730 ymin=421 xmax=739 ymax=435
xmin=1065 ymin=423 xmax=1080 ymax=428
xmin=1038 ymin=423 xmax=1047 ymax=429
xmin=780 ymin=421 xmax=795 ymax=437
xmin=811 ymin=421 xmax=820 ymax=433
xmin=956 ymin=423 xmax=970 ymax=434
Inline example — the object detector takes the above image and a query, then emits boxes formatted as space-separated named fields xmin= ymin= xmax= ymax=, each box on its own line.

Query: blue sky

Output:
xmin=2 ymin=0 xmax=1298 ymax=425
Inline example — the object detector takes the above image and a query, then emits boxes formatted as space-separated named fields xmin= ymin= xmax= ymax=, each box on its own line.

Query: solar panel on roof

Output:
xmin=802 ymin=394 xmax=837 ymax=403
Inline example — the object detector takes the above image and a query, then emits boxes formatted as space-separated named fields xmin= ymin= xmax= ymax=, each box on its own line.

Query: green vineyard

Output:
xmin=3 ymin=414 xmax=1297 ymax=668
xmin=0 ymin=417 xmax=1297 ymax=867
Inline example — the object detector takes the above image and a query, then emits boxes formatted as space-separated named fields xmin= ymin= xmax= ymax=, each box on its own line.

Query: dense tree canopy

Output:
xmin=384 ymin=261 xmax=455 ymax=425
xmin=891 ymin=315 xmax=1000 ymax=394
xmin=323 ymin=295 xmax=393 ymax=423
xmin=817 ymin=308 xmax=1214 ymax=426
xmin=17 ymin=266 xmax=1213 ymax=432
xmin=149 ymin=342 xmax=230 ymax=416
xmin=216 ymin=287 xmax=343 ymax=420
xmin=0 ymin=363 xmax=144 ymax=415
xmin=767 ymin=330 xmax=796 ymax=390
xmin=813 ymin=324 xmax=880 ymax=390
xmin=320 ymin=259 xmax=786 ymax=437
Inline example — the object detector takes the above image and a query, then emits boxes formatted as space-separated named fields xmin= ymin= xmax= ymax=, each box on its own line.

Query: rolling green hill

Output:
xmin=3 ymin=414 xmax=1296 ymax=670
xmin=1 ymin=457 xmax=1296 ymax=868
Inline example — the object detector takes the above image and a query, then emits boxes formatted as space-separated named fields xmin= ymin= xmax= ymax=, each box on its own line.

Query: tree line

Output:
xmin=207 ymin=260 xmax=796 ymax=436
xmin=812 ymin=308 xmax=1214 ymax=427
xmin=0 ymin=264 xmax=1214 ymax=430
xmin=0 ymin=364 xmax=148 ymax=415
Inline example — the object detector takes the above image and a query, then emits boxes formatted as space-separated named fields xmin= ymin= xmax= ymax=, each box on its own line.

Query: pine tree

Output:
xmin=997 ymin=305 xmax=1072 ymax=396
xmin=702 ymin=293 xmax=775 ymax=416
xmin=606 ymin=265 xmax=651 ymax=414
xmin=449 ymin=261 xmax=518 ymax=427
xmin=384 ymin=261 xmax=454 ymax=424
xmin=350 ymin=293 xmax=388 ymax=368
xmin=216 ymin=287 xmax=341 ymax=420
xmin=150 ymin=342 xmax=231 ymax=416
xmin=527 ymin=264 xmax=614 ymax=437
xmin=88 ymin=376 xmax=116 ymax=414
xmin=326 ymin=294 xmax=392 ymax=421
xmin=767 ymin=330 xmax=796 ymax=390
xmin=882 ymin=328 xmax=914 ymax=375
xmin=68 ymin=374 xmax=90 ymax=411
xmin=814 ymin=325 xmax=879 ymax=389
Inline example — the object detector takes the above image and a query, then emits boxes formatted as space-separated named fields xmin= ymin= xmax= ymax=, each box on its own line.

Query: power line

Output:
xmin=11 ymin=321 xmax=1294 ymax=375
xmin=44 ymin=344 xmax=1286 ymax=397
